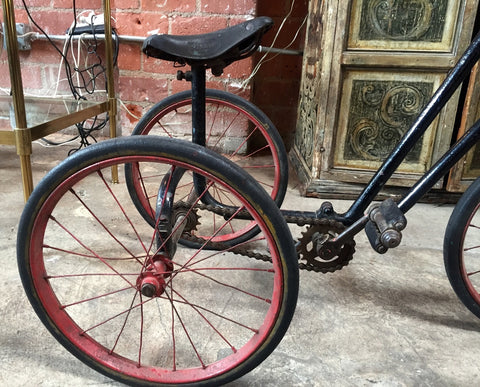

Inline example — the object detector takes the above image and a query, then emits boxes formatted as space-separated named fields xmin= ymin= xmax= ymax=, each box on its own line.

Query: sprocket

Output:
xmin=296 ymin=222 xmax=355 ymax=273
xmin=173 ymin=203 xmax=201 ymax=234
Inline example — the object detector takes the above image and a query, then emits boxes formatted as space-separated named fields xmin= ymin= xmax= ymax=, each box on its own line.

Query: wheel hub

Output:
xmin=137 ymin=255 xmax=173 ymax=297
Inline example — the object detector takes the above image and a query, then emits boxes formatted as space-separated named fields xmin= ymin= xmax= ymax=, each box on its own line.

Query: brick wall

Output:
xmin=254 ymin=0 xmax=307 ymax=150
xmin=1 ymin=0 xmax=306 ymax=148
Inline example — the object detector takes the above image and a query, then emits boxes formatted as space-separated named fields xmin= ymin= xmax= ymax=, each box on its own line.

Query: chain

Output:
xmin=176 ymin=202 xmax=352 ymax=272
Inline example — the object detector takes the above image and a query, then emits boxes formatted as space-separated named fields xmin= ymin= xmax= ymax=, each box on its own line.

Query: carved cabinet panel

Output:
xmin=349 ymin=0 xmax=460 ymax=51
xmin=292 ymin=0 xmax=479 ymax=196
xmin=334 ymin=72 xmax=440 ymax=174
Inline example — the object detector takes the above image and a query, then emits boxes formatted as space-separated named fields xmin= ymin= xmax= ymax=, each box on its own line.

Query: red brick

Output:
xmin=257 ymin=0 xmax=308 ymax=18
xmin=170 ymin=80 xmax=191 ymax=95
xmin=115 ymin=12 xmax=169 ymax=36
xmin=115 ymin=0 xmax=141 ymax=10
xmin=205 ymin=79 xmax=225 ymax=91
xmin=7 ymin=9 xmax=29 ymax=24
xmin=254 ymin=78 xmax=299 ymax=108
xmin=50 ymin=0 xmax=102 ymax=10
xmin=142 ymin=55 xmax=177 ymax=75
xmin=25 ymin=0 xmax=51 ymax=7
xmin=261 ymin=16 xmax=306 ymax=48
xmin=22 ymin=41 xmax=63 ymax=65
xmin=50 ymin=0 xmax=70 ymax=8
xmin=4 ymin=0 xmax=305 ymax=152
xmin=118 ymin=75 xmax=168 ymax=102
xmin=228 ymin=16 xmax=254 ymax=27
xmin=202 ymin=0 xmax=256 ymax=15
xmin=72 ymin=0 xmax=103 ymax=10
xmin=28 ymin=10 xmax=75 ymax=34
xmin=170 ymin=79 xmax=224 ymax=95
xmin=0 ymin=63 xmax=11 ymax=88
xmin=142 ymin=0 xmax=196 ymax=13
xmin=44 ymin=65 xmax=74 ymax=95
xmin=225 ymin=83 xmax=251 ymax=100
xmin=21 ymin=65 xmax=44 ymax=89
xmin=122 ymin=103 xmax=143 ymax=124
xmin=117 ymin=43 xmax=142 ymax=71
xmin=222 ymin=57 xmax=252 ymax=79
xmin=170 ymin=16 xmax=228 ymax=35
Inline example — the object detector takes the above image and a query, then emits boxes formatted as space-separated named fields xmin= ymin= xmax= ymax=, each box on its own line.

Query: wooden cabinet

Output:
xmin=292 ymin=0 xmax=479 ymax=197
xmin=448 ymin=62 xmax=480 ymax=191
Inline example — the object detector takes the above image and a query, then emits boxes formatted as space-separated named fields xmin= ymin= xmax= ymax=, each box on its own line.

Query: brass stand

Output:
xmin=0 ymin=0 xmax=117 ymax=202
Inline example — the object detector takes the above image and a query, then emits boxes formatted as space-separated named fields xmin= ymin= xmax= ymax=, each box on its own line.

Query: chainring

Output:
xmin=296 ymin=222 xmax=355 ymax=273
xmin=174 ymin=201 xmax=356 ymax=273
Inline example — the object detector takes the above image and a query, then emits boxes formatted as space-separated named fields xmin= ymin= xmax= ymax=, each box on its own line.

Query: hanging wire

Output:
xmin=21 ymin=0 xmax=114 ymax=153
xmin=240 ymin=0 xmax=307 ymax=90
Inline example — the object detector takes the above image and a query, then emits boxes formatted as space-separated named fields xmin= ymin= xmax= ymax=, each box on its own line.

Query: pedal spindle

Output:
xmin=365 ymin=198 xmax=407 ymax=254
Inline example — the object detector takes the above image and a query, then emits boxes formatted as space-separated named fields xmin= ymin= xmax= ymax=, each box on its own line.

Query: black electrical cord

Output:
xmin=22 ymin=0 xmax=112 ymax=152
xmin=22 ymin=0 xmax=81 ymax=100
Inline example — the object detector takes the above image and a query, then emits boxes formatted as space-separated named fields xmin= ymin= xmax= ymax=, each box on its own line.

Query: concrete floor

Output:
xmin=1 ymin=139 xmax=480 ymax=386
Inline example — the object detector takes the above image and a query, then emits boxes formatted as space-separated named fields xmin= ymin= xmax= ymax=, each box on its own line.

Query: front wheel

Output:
xmin=444 ymin=176 xmax=480 ymax=319
xmin=17 ymin=136 xmax=298 ymax=386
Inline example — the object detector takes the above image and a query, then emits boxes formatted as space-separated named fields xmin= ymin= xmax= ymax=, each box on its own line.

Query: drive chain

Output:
xmin=176 ymin=202 xmax=355 ymax=273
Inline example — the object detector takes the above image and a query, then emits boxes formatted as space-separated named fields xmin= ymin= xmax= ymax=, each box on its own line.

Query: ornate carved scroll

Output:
xmin=334 ymin=72 xmax=441 ymax=173
xmin=349 ymin=0 xmax=460 ymax=51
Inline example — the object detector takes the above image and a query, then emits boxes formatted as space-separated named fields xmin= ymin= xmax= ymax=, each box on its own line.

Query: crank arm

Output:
xmin=317 ymin=215 xmax=369 ymax=259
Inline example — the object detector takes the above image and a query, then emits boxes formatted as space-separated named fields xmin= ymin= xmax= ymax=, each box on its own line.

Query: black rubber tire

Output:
xmin=125 ymin=89 xmax=288 ymax=246
xmin=444 ymin=176 xmax=480 ymax=319
xmin=17 ymin=136 xmax=298 ymax=386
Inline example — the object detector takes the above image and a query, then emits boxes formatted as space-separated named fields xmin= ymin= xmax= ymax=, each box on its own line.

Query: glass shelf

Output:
xmin=0 ymin=0 xmax=117 ymax=201
xmin=0 ymin=95 xmax=110 ymax=143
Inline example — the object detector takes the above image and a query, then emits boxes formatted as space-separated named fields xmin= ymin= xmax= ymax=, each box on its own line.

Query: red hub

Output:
xmin=137 ymin=255 xmax=173 ymax=298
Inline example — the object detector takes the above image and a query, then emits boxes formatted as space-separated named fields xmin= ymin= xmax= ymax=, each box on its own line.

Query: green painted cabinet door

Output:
xmin=292 ymin=0 xmax=479 ymax=197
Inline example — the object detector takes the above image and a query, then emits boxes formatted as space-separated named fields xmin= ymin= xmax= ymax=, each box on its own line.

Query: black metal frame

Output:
xmin=342 ymin=31 xmax=480 ymax=222
xmin=185 ymin=31 xmax=480 ymax=247
xmin=304 ymin=31 xmax=480 ymax=250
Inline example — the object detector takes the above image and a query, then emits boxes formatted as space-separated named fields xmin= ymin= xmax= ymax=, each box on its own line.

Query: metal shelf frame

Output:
xmin=0 ymin=0 xmax=117 ymax=202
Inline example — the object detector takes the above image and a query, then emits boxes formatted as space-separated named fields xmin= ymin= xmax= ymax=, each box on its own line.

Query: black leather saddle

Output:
xmin=142 ymin=17 xmax=273 ymax=75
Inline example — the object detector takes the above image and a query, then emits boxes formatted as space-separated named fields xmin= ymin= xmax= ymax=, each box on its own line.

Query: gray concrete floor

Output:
xmin=1 ymin=139 xmax=480 ymax=386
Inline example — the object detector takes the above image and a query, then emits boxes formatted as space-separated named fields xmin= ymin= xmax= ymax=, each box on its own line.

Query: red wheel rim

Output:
xmin=29 ymin=155 xmax=285 ymax=384
xmin=460 ymin=201 xmax=480 ymax=305
xmin=128 ymin=96 xmax=283 ymax=244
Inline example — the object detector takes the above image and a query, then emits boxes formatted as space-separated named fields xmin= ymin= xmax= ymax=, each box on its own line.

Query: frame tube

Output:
xmin=343 ymin=31 xmax=480 ymax=221
xmin=399 ymin=117 xmax=480 ymax=213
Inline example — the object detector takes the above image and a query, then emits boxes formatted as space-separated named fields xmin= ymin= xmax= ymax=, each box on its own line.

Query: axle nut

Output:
xmin=381 ymin=229 xmax=401 ymax=248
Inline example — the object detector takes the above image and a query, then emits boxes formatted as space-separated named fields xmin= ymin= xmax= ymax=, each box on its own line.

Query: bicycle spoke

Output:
xmin=126 ymin=90 xmax=288 ymax=246
xmin=20 ymin=138 xmax=297 ymax=385
xmin=169 ymin=289 xmax=237 ymax=352
xmin=165 ymin=289 xmax=259 ymax=332
xmin=98 ymin=170 xmax=150 ymax=257
xmin=165 ymin=290 xmax=206 ymax=369
xmin=48 ymin=216 xmax=137 ymax=289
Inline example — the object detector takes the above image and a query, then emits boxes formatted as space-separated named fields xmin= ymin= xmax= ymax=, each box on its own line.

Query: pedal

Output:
xmin=365 ymin=198 xmax=407 ymax=254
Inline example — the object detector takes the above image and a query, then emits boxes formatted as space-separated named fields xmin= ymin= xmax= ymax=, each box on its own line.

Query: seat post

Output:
xmin=190 ymin=65 xmax=206 ymax=147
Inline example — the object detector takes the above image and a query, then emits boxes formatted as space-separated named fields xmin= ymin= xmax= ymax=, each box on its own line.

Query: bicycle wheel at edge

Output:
xmin=125 ymin=89 xmax=288 ymax=246
xmin=444 ymin=176 xmax=480 ymax=319
xmin=17 ymin=136 xmax=298 ymax=386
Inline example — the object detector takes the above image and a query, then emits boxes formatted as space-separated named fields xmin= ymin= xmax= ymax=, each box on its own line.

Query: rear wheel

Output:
xmin=17 ymin=136 xmax=298 ymax=386
xmin=444 ymin=176 xmax=480 ymax=319
xmin=126 ymin=89 xmax=288 ymax=246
